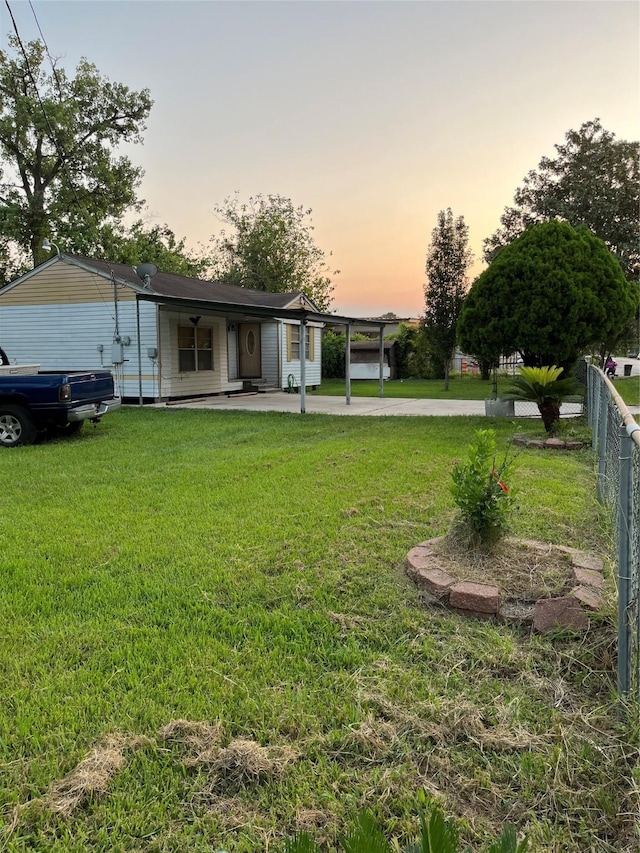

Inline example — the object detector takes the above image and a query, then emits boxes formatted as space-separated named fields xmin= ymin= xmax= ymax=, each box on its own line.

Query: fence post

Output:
xmin=617 ymin=424 xmax=633 ymax=697
xmin=596 ymin=393 xmax=608 ymax=504
xmin=590 ymin=369 xmax=599 ymax=449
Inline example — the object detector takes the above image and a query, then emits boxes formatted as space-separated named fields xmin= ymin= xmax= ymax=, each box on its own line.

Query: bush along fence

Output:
xmin=586 ymin=363 xmax=640 ymax=700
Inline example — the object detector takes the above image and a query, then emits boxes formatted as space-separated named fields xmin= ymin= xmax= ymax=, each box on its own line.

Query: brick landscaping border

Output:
xmin=512 ymin=435 xmax=584 ymax=450
xmin=406 ymin=537 xmax=604 ymax=633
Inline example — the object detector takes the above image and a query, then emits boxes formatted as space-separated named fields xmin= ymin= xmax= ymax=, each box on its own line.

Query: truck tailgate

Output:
xmin=66 ymin=372 xmax=116 ymax=404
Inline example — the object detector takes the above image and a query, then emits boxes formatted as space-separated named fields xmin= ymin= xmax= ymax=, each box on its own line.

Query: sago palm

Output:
xmin=506 ymin=365 xmax=581 ymax=433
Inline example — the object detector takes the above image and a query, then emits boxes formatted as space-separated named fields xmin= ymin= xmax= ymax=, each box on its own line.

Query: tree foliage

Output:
xmin=484 ymin=119 xmax=640 ymax=279
xmin=85 ymin=220 xmax=212 ymax=278
xmin=423 ymin=209 xmax=473 ymax=388
xmin=0 ymin=36 xmax=152 ymax=275
xmin=321 ymin=331 xmax=346 ymax=379
xmin=210 ymin=194 xmax=337 ymax=310
xmin=458 ymin=220 xmax=638 ymax=370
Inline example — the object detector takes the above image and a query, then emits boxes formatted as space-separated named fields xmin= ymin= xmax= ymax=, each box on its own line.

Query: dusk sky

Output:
xmin=2 ymin=1 xmax=638 ymax=317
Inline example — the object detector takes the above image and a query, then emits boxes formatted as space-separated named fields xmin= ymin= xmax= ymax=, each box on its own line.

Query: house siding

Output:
xmin=157 ymin=308 xmax=230 ymax=398
xmin=0 ymin=294 xmax=159 ymax=399
xmin=280 ymin=322 xmax=321 ymax=388
xmin=261 ymin=321 xmax=280 ymax=386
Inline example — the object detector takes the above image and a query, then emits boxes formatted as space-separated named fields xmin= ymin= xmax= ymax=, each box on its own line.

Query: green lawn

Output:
xmin=0 ymin=409 xmax=633 ymax=852
xmin=314 ymin=375 xmax=640 ymax=408
xmin=311 ymin=377 xmax=506 ymax=400
xmin=613 ymin=375 xmax=640 ymax=407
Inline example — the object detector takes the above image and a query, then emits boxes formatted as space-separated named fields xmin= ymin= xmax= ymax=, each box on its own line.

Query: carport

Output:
xmin=134 ymin=291 xmax=387 ymax=413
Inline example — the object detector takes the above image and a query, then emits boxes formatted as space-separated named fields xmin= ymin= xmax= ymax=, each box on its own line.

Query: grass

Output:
xmin=311 ymin=377 xmax=506 ymax=399
xmin=0 ymin=408 xmax=636 ymax=852
xmin=612 ymin=376 xmax=640 ymax=407
xmin=314 ymin=375 xmax=639 ymax=409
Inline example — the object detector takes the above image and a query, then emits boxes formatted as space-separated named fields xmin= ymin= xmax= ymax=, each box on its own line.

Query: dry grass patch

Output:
xmin=160 ymin=721 xmax=296 ymax=781
xmin=159 ymin=719 xmax=223 ymax=765
xmin=210 ymin=738 xmax=297 ymax=782
xmin=46 ymin=733 xmax=146 ymax=817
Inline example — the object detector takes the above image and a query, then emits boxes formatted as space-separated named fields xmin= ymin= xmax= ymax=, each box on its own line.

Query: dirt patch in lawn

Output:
xmin=432 ymin=535 xmax=574 ymax=600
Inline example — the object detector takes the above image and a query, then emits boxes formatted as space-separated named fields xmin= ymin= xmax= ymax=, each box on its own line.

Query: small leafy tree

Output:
xmin=451 ymin=430 xmax=515 ymax=548
xmin=423 ymin=209 xmax=473 ymax=390
xmin=506 ymin=366 xmax=581 ymax=434
xmin=210 ymin=194 xmax=338 ymax=310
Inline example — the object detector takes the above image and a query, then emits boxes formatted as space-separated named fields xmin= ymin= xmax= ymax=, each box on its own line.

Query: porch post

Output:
xmin=300 ymin=318 xmax=307 ymax=414
xmin=345 ymin=322 xmax=351 ymax=405
xmin=378 ymin=324 xmax=385 ymax=398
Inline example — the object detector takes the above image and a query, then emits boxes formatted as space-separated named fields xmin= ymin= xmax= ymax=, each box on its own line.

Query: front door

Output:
xmin=238 ymin=323 xmax=261 ymax=378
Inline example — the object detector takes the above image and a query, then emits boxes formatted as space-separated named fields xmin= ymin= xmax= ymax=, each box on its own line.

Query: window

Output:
xmin=178 ymin=325 xmax=213 ymax=372
xmin=287 ymin=325 xmax=314 ymax=361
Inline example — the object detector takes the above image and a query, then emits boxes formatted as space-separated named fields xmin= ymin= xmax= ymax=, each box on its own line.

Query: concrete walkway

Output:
xmin=163 ymin=392 xmax=488 ymax=416
xmin=155 ymin=356 xmax=640 ymax=418
xmin=158 ymin=392 xmax=640 ymax=418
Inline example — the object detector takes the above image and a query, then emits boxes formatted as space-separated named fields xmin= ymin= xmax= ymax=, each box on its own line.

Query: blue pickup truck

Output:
xmin=0 ymin=356 xmax=121 ymax=447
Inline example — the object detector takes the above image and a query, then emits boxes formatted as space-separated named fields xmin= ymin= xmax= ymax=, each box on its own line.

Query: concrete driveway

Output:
xmin=162 ymin=393 xmax=635 ymax=417
xmin=163 ymin=392 xmax=488 ymax=417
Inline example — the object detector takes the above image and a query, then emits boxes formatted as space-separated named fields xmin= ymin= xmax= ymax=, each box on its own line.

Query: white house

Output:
xmin=0 ymin=254 xmax=326 ymax=401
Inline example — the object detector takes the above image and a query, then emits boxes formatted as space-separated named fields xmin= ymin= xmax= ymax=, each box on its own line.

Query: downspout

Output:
xmin=300 ymin=318 xmax=307 ymax=414
xmin=345 ymin=322 xmax=351 ymax=405
xmin=378 ymin=324 xmax=385 ymax=398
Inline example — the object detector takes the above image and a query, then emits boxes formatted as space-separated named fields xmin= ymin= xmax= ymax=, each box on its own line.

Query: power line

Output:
xmin=28 ymin=0 xmax=66 ymax=100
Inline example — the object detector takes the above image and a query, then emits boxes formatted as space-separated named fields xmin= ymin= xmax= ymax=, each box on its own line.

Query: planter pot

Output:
xmin=485 ymin=398 xmax=515 ymax=417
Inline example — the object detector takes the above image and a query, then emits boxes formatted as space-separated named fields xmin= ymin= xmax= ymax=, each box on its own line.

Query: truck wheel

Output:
xmin=0 ymin=406 xmax=36 ymax=447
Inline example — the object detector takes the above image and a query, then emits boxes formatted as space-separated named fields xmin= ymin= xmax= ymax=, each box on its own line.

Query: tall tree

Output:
xmin=210 ymin=194 xmax=337 ymax=311
xmin=484 ymin=119 xmax=640 ymax=279
xmin=459 ymin=221 xmax=638 ymax=371
xmin=0 ymin=36 xmax=152 ymax=273
xmin=423 ymin=208 xmax=473 ymax=389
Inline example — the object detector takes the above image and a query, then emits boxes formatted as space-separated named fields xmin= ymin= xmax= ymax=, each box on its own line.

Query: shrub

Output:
xmin=450 ymin=429 xmax=515 ymax=547
xmin=322 ymin=332 xmax=346 ymax=379
xmin=506 ymin=365 xmax=581 ymax=433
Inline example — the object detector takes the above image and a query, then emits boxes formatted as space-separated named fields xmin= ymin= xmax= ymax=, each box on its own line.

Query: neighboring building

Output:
xmin=325 ymin=316 xmax=421 ymax=339
xmin=0 ymin=254 xmax=325 ymax=400
xmin=349 ymin=340 xmax=396 ymax=380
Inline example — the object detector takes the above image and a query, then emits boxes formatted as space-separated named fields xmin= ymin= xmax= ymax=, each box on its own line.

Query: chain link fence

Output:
xmin=585 ymin=363 xmax=640 ymax=699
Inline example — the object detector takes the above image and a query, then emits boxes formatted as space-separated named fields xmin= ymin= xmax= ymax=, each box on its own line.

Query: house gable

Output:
xmin=0 ymin=257 xmax=138 ymax=306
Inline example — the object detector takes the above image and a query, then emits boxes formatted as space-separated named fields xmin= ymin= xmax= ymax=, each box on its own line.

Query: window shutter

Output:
xmin=309 ymin=327 xmax=315 ymax=361
xmin=286 ymin=324 xmax=292 ymax=361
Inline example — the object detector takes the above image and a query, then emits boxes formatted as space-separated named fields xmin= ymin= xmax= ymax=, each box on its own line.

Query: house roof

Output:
xmin=65 ymin=255 xmax=317 ymax=311
xmin=2 ymin=254 xmax=386 ymax=328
